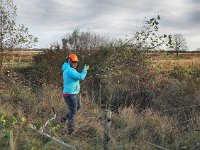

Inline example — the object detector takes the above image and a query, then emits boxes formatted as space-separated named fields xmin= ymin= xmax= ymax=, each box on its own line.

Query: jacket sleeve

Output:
xmin=67 ymin=68 xmax=87 ymax=80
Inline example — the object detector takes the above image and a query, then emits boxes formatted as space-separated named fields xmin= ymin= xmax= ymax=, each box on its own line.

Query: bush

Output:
xmin=16 ymin=50 xmax=68 ymax=88
xmin=82 ymin=46 xmax=160 ymax=110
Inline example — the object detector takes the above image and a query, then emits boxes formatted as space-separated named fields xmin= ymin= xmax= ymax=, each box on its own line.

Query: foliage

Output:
xmin=0 ymin=114 xmax=18 ymax=131
xmin=129 ymin=15 xmax=172 ymax=50
xmin=0 ymin=113 xmax=24 ymax=149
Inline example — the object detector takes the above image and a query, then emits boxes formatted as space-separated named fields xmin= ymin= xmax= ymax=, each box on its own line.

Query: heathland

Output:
xmin=0 ymin=49 xmax=200 ymax=150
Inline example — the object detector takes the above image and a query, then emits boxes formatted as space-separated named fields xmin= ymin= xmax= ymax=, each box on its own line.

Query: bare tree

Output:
xmin=0 ymin=0 xmax=38 ymax=72
xmin=50 ymin=42 xmax=61 ymax=50
xmin=171 ymin=34 xmax=187 ymax=56
xmin=61 ymin=29 xmax=109 ymax=52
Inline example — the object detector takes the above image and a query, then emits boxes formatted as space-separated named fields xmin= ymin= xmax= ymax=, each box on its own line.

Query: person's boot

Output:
xmin=68 ymin=128 xmax=74 ymax=135
xmin=67 ymin=122 xmax=74 ymax=135
xmin=60 ymin=117 xmax=67 ymax=123
xmin=61 ymin=114 xmax=69 ymax=123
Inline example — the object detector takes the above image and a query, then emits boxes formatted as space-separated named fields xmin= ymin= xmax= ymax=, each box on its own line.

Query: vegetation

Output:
xmin=1 ymin=68 xmax=200 ymax=149
xmin=0 ymin=1 xmax=200 ymax=149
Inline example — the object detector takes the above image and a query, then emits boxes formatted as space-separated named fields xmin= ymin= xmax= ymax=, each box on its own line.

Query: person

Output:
xmin=61 ymin=53 xmax=89 ymax=134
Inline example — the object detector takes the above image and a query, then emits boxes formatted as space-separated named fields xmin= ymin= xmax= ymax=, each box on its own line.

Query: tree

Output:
xmin=0 ymin=0 xmax=38 ymax=72
xmin=61 ymin=28 xmax=109 ymax=52
xmin=170 ymin=34 xmax=187 ymax=56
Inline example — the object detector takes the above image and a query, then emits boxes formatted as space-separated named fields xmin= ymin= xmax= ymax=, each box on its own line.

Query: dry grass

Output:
xmin=0 ymin=76 xmax=104 ymax=149
xmin=111 ymin=107 xmax=180 ymax=149
xmin=1 ymin=78 xmax=200 ymax=149
xmin=111 ymin=106 xmax=200 ymax=149
xmin=150 ymin=53 xmax=200 ymax=70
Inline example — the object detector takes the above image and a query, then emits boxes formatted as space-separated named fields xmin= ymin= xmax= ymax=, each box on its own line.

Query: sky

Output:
xmin=13 ymin=0 xmax=200 ymax=50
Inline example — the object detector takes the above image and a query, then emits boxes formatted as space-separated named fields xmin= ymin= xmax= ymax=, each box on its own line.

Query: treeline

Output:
xmin=48 ymin=28 xmax=124 ymax=59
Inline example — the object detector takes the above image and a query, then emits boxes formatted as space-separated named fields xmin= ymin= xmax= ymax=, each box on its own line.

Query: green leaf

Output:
xmin=157 ymin=15 xmax=160 ymax=20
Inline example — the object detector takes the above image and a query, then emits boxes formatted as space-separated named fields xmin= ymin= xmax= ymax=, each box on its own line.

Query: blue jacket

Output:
xmin=62 ymin=62 xmax=87 ymax=94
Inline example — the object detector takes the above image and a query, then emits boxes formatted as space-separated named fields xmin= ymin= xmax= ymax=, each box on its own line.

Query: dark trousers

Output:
xmin=63 ymin=94 xmax=80 ymax=128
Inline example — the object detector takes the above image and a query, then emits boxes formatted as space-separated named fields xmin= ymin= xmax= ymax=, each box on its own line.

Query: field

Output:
xmin=3 ymin=50 xmax=43 ymax=63
xmin=2 ymin=50 xmax=43 ymax=68
xmin=148 ymin=52 xmax=200 ymax=70
xmin=152 ymin=59 xmax=200 ymax=70
xmin=4 ymin=50 xmax=200 ymax=69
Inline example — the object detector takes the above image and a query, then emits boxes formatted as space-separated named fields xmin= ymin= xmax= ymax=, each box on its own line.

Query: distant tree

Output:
xmin=61 ymin=28 xmax=109 ymax=52
xmin=170 ymin=34 xmax=187 ymax=56
xmin=0 ymin=0 xmax=38 ymax=72
xmin=50 ymin=42 xmax=61 ymax=50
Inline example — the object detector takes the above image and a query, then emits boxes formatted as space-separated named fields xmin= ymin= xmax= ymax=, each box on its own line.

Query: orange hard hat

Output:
xmin=68 ymin=54 xmax=78 ymax=62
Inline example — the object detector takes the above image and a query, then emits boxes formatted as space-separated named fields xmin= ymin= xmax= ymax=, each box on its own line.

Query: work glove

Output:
xmin=84 ymin=64 xmax=89 ymax=71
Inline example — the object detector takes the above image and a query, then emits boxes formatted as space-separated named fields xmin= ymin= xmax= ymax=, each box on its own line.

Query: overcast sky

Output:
xmin=13 ymin=0 xmax=200 ymax=50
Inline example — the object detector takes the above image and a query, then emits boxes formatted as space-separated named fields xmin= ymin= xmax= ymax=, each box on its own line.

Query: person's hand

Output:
xmin=84 ymin=64 xmax=89 ymax=71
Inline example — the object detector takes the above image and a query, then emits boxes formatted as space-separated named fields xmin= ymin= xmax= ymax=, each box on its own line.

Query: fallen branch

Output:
xmin=30 ymin=124 xmax=76 ymax=150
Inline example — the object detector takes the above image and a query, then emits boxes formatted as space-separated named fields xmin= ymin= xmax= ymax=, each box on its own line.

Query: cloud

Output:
xmin=189 ymin=0 xmax=200 ymax=3
xmin=13 ymin=0 xmax=200 ymax=50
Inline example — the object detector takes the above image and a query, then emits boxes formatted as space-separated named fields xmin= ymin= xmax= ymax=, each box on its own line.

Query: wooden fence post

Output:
xmin=18 ymin=55 xmax=21 ymax=63
xmin=103 ymin=109 xmax=112 ymax=150
xmin=9 ymin=130 xmax=15 ymax=150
